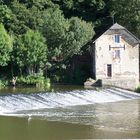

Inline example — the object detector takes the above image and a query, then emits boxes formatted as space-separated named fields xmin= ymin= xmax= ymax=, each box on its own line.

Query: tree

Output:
xmin=14 ymin=30 xmax=48 ymax=75
xmin=42 ymin=8 xmax=69 ymax=61
xmin=52 ymin=0 xmax=106 ymax=21
xmin=63 ymin=17 xmax=94 ymax=59
xmin=109 ymin=0 xmax=140 ymax=37
xmin=42 ymin=7 xmax=95 ymax=76
xmin=43 ymin=8 xmax=94 ymax=64
xmin=9 ymin=0 xmax=30 ymax=35
xmin=0 ymin=23 xmax=13 ymax=66
xmin=0 ymin=4 xmax=14 ymax=33
xmin=8 ymin=0 xmax=58 ymax=36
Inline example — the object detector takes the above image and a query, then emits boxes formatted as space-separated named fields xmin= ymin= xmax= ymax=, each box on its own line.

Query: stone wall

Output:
xmin=102 ymin=78 xmax=138 ymax=90
xmin=93 ymin=29 xmax=139 ymax=90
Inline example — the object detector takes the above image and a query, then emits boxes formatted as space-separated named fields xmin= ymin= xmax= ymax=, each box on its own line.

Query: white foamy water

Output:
xmin=0 ymin=88 xmax=140 ymax=114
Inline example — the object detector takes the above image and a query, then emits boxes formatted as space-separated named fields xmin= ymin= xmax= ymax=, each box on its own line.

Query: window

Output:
xmin=115 ymin=35 xmax=120 ymax=43
xmin=107 ymin=64 xmax=112 ymax=77
xmin=115 ymin=50 xmax=120 ymax=58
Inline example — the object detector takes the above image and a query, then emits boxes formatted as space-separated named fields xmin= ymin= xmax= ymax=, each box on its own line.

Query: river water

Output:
xmin=0 ymin=85 xmax=140 ymax=140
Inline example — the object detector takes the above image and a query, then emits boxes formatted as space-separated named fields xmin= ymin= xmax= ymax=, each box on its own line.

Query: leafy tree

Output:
xmin=63 ymin=17 xmax=94 ymax=59
xmin=14 ymin=30 xmax=48 ymax=75
xmin=52 ymin=0 xmax=106 ymax=21
xmin=0 ymin=23 xmax=13 ymax=66
xmin=0 ymin=5 xmax=12 ymax=24
xmin=0 ymin=4 xmax=14 ymax=33
xmin=42 ymin=8 xmax=69 ymax=61
xmin=109 ymin=0 xmax=140 ymax=37
xmin=18 ymin=0 xmax=54 ymax=9
xmin=9 ymin=0 xmax=30 ymax=35
xmin=43 ymin=8 xmax=94 ymax=63
xmin=0 ymin=0 xmax=14 ymax=5
xmin=7 ymin=0 xmax=56 ymax=35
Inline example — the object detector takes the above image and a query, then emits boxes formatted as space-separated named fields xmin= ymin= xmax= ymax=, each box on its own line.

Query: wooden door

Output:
xmin=107 ymin=64 xmax=112 ymax=77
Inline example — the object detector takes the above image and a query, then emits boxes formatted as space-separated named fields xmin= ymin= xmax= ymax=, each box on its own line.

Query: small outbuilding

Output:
xmin=91 ymin=23 xmax=140 ymax=90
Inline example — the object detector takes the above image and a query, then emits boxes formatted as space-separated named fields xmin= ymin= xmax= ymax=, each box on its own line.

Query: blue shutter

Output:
xmin=115 ymin=35 xmax=120 ymax=43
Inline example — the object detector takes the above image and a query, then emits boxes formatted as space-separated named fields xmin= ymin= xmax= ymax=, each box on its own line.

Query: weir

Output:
xmin=0 ymin=87 xmax=140 ymax=115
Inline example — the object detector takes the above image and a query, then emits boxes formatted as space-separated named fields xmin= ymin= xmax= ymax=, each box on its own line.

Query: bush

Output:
xmin=44 ymin=78 xmax=51 ymax=88
xmin=0 ymin=80 xmax=5 ymax=88
xmin=0 ymin=79 xmax=9 ymax=88
xmin=17 ymin=74 xmax=51 ymax=88
xmin=135 ymin=85 xmax=140 ymax=93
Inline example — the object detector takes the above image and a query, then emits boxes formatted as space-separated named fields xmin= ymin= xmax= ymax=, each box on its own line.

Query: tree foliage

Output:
xmin=65 ymin=17 xmax=94 ymax=58
xmin=43 ymin=8 xmax=94 ymax=64
xmin=14 ymin=30 xmax=48 ymax=74
xmin=0 ymin=0 xmax=139 ymax=83
xmin=109 ymin=0 xmax=140 ymax=36
xmin=0 ymin=23 xmax=13 ymax=66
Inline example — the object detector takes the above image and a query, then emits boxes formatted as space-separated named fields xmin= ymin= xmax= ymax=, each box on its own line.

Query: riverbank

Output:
xmin=1 ymin=75 xmax=140 ymax=94
xmin=0 ymin=74 xmax=51 ymax=89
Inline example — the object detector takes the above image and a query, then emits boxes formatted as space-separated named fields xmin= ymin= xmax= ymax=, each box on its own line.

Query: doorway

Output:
xmin=107 ymin=64 xmax=112 ymax=77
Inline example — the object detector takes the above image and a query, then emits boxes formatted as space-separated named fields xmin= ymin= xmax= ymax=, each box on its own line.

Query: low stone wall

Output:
xmin=102 ymin=78 xmax=139 ymax=90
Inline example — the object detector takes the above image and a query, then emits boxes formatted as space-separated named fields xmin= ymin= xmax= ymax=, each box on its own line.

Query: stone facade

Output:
xmin=92 ymin=23 xmax=140 ymax=90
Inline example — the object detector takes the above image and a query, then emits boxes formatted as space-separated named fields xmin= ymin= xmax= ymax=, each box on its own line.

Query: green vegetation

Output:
xmin=0 ymin=23 xmax=13 ymax=66
xmin=13 ymin=30 xmax=48 ymax=75
xmin=109 ymin=0 xmax=140 ymax=37
xmin=135 ymin=85 xmax=140 ymax=93
xmin=17 ymin=74 xmax=51 ymax=88
xmin=0 ymin=0 xmax=139 ymax=88
xmin=0 ymin=80 xmax=9 ymax=88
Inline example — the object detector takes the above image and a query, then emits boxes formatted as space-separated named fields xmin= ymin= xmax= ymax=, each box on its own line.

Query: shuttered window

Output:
xmin=115 ymin=35 xmax=120 ymax=43
xmin=115 ymin=50 xmax=120 ymax=58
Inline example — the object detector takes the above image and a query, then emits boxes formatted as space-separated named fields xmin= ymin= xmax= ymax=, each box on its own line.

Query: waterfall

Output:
xmin=0 ymin=87 xmax=139 ymax=115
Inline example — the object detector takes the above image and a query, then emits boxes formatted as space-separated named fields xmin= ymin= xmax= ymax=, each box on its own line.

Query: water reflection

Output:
xmin=16 ymin=99 xmax=140 ymax=132
xmin=0 ymin=114 xmax=140 ymax=140
xmin=0 ymin=85 xmax=86 ymax=94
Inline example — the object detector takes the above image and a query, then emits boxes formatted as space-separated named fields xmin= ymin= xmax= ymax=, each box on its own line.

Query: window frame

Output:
xmin=114 ymin=34 xmax=120 ymax=43
xmin=114 ymin=49 xmax=121 ymax=59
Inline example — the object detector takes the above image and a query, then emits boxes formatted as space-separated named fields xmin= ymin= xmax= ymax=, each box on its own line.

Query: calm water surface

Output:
xmin=0 ymin=85 xmax=140 ymax=140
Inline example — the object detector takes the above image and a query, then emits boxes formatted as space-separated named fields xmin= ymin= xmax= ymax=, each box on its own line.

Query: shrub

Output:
xmin=44 ymin=78 xmax=51 ymax=88
xmin=0 ymin=80 xmax=5 ymax=88
xmin=17 ymin=74 xmax=51 ymax=88
xmin=0 ymin=79 xmax=9 ymax=88
xmin=135 ymin=85 xmax=140 ymax=93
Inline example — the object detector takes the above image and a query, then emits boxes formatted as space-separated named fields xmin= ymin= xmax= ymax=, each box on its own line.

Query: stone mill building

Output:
xmin=91 ymin=23 xmax=140 ymax=90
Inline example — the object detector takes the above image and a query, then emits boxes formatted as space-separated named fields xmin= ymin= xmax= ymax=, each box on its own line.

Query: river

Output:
xmin=0 ymin=85 xmax=140 ymax=140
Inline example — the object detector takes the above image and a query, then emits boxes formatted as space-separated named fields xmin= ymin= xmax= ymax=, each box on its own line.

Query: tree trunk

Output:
xmin=19 ymin=68 xmax=22 ymax=76
xmin=27 ymin=65 xmax=34 ymax=75
xmin=11 ymin=63 xmax=13 ymax=77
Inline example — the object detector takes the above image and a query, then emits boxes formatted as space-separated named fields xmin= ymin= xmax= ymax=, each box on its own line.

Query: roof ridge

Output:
xmin=110 ymin=23 xmax=125 ymax=29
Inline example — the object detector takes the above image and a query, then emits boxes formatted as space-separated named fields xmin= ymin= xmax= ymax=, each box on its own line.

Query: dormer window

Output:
xmin=115 ymin=35 xmax=120 ymax=43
